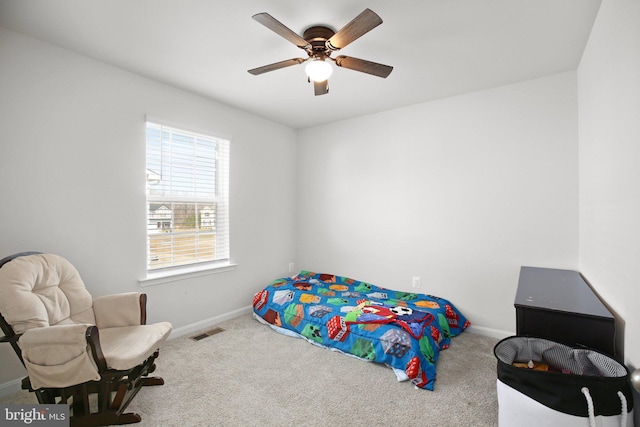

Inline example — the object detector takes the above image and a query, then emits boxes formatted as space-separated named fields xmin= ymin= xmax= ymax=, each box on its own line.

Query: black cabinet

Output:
xmin=514 ymin=266 xmax=616 ymax=359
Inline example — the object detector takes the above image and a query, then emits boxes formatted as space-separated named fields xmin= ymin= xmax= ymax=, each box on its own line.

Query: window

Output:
xmin=145 ymin=121 xmax=230 ymax=272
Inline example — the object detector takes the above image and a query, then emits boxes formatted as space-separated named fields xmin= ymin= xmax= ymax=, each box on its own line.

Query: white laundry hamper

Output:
xmin=494 ymin=336 xmax=634 ymax=427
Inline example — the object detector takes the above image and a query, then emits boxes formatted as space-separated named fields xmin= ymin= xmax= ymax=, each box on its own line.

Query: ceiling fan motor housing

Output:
xmin=302 ymin=26 xmax=335 ymax=57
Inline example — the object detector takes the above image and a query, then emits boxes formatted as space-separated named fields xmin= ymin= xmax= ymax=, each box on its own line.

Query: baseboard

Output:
xmin=0 ymin=377 xmax=23 ymax=398
xmin=169 ymin=305 xmax=253 ymax=339
xmin=466 ymin=324 xmax=512 ymax=340
xmin=168 ymin=307 xmax=512 ymax=341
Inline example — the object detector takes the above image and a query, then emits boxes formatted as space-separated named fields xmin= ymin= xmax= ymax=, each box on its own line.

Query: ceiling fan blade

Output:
xmin=335 ymin=55 xmax=393 ymax=78
xmin=314 ymin=80 xmax=329 ymax=96
xmin=326 ymin=9 xmax=382 ymax=51
xmin=248 ymin=58 xmax=305 ymax=75
xmin=252 ymin=13 xmax=310 ymax=49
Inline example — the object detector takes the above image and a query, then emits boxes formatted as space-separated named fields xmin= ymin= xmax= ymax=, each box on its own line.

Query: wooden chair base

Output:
xmin=141 ymin=376 xmax=164 ymax=387
xmin=23 ymin=354 xmax=165 ymax=427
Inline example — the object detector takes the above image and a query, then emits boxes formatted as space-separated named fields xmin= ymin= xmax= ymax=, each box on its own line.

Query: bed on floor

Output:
xmin=252 ymin=271 xmax=469 ymax=390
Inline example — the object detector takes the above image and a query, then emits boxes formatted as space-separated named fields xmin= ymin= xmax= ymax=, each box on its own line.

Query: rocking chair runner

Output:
xmin=0 ymin=252 xmax=172 ymax=427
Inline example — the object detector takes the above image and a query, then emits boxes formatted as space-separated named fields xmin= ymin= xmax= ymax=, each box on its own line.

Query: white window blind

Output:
xmin=145 ymin=122 xmax=230 ymax=271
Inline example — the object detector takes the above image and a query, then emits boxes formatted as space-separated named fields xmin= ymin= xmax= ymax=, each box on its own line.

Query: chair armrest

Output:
xmin=19 ymin=324 xmax=103 ymax=389
xmin=93 ymin=292 xmax=147 ymax=329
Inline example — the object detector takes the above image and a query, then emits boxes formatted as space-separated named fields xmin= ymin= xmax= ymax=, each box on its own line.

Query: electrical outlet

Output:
xmin=412 ymin=276 xmax=421 ymax=288
xmin=288 ymin=262 xmax=294 ymax=273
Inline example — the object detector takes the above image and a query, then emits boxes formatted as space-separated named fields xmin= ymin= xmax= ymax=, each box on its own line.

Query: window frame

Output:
xmin=142 ymin=120 xmax=232 ymax=281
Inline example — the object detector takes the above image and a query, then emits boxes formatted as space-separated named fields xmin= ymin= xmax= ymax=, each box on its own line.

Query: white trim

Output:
xmin=139 ymin=262 xmax=237 ymax=287
xmin=144 ymin=121 xmax=231 ymax=273
xmin=168 ymin=305 xmax=253 ymax=339
xmin=466 ymin=324 xmax=512 ymax=340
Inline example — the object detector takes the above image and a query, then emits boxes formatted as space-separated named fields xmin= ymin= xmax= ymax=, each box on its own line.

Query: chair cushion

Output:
xmin=93 ymin=292 xmax=143 ymax=328
xmin=0 ymin=254 xmax=95 ymax=333
xmin=98 ymin=322 xmax=172 ymax=371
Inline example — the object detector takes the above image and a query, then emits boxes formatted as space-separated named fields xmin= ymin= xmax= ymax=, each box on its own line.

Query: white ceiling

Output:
xmin=0 ymin=0 xmax=601 ymax=129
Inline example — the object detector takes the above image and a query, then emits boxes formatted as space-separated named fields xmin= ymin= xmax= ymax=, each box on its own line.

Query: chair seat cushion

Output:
xmin=99 ymin=322 xmax=172 ymax=371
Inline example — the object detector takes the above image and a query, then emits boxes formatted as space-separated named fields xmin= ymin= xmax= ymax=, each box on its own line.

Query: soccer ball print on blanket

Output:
xmin=253 ymin=271 xmax=469 ymax=390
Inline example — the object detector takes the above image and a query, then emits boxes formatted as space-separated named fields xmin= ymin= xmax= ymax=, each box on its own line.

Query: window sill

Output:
xmin=139 ymin=262 xmax=237 ymax=287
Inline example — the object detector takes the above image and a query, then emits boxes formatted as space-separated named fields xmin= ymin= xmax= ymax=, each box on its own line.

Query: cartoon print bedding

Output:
xmin=252 ymin=271 xmax=470 ymax=390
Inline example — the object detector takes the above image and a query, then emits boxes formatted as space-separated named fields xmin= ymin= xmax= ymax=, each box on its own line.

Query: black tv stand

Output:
xmin=514 ymin=266 xmax=616 ymax=359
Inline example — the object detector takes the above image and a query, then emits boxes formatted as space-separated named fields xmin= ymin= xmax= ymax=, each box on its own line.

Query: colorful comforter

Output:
xmin=252 ymin=271 xmax=469 ymax=390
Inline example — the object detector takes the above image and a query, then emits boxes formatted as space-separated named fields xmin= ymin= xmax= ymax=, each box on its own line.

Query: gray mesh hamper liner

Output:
xmin=495 ymin=336 xmax=627 ymax=378
xmin=494 ymin=336 xmax=633 ymax=417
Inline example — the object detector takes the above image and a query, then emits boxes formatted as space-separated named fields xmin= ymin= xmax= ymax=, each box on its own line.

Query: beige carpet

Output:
xmin=0 ymin=314 xmax=499 ymax=426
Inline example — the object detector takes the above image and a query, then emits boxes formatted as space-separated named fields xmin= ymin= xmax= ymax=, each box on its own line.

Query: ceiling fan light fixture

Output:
xmin=249 ymin=10 xmax=392 ymax=95
xmin=305 ymin=57 xmax=333 ymax=82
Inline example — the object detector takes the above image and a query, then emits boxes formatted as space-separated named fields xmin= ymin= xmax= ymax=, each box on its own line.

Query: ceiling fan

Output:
xmin=248 ymin=9 xmax=393 ymax=96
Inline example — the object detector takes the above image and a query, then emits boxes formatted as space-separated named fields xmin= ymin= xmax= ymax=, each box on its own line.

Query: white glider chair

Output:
xmin=0 ymin=252 xmax=172 ymax=427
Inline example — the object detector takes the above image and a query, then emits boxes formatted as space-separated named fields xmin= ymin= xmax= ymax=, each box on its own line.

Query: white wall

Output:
xmin=297 ymin=72 xmax=579 ymax=336
xmin=0 ymin=27 xmax=297 ymax=386
xmin=5 ymin=0 xmax=638 ymax=405
xmin=578 ymin=0 xmax=640 ymax=368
